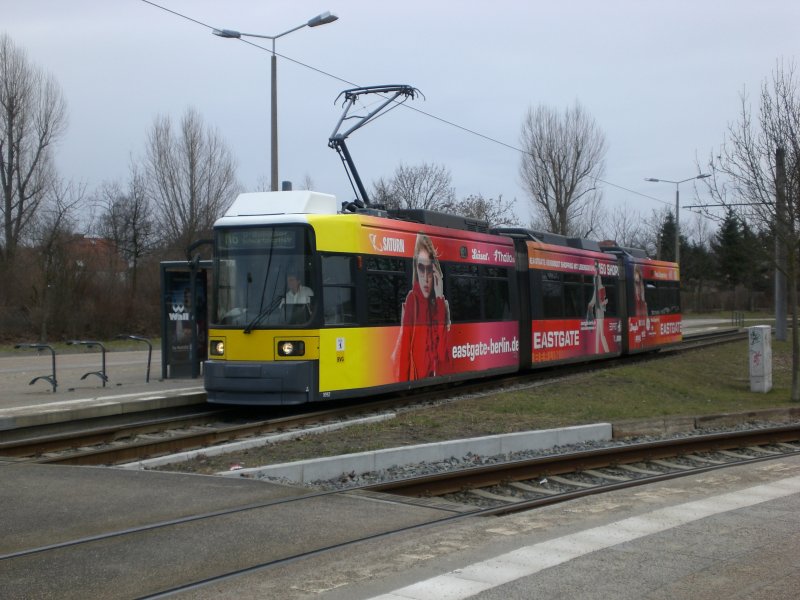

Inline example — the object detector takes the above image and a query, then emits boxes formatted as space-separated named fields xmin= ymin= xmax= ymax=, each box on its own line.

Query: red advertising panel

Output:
xmin=532 ymin=318 xmax=622 ymax=364
xmin=527 ymin=240 xmax=622 ymax=364
xmin=447 ymin=321 xmax=520 ymax=374
xmin=638 ymin=261 xmax=679 ymax=282
xmin=361 ymin=221 xmax=516 ymax=266
xmin=628 ymin=313 xmax=682 ymax=351
xmin=350 ymin=221 xmax=519 ymax=385
xmin=527 ymin=244 xmax=620 ymax=278
xmin=629 ymin=258 xmax=681 ymax=352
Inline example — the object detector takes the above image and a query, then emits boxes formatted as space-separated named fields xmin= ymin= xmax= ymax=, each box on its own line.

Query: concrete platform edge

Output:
xmin=0 ymin=389 xmax=206 ymax=430
xmin=215 ymin=423 xmax=612 ymax=484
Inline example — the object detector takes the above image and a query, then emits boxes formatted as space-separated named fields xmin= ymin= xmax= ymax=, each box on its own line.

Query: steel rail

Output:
xmin=365 ymin=424 xmax=800 ymax=498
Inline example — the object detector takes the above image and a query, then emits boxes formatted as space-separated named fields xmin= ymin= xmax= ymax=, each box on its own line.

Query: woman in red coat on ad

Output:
xmin=392 ymin=233 xmax=451 ymax=381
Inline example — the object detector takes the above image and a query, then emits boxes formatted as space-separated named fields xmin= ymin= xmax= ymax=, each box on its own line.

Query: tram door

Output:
xmin=160 ymin=260 xmax=211 ymax=378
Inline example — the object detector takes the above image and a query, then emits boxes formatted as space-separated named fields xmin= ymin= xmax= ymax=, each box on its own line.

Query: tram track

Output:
xmin=364 ymin=423 xmax=800 ymax=515
xmin=0 ymin=329 xmax=745 ymax=466
xmin=3 ymin=422 xmax=798 ymax=599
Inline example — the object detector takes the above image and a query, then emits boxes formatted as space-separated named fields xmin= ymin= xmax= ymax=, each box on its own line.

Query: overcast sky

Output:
xmin=6 ymin=0 xmax=800 ymax=228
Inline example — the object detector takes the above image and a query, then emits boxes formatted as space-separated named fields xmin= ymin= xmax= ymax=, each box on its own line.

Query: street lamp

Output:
xmin=213 ymin=11 xmax=339 ymax=191
xmin=644 ymin=173 xmax=711 ymax=264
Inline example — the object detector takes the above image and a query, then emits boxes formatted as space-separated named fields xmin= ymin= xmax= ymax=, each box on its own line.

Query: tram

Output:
xmin=203 ymin=190 xmax=681 ymax=405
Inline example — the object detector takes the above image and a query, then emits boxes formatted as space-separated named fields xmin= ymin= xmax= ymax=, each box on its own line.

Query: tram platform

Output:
xmin=0 ymin=348 xmax=204 ymax=430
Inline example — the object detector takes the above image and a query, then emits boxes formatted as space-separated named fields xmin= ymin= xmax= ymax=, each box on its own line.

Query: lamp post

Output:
xmin=644 ymin=173 xmax=710 ymax=264
xmin=213 ymin=11 xmax=338 ymax=191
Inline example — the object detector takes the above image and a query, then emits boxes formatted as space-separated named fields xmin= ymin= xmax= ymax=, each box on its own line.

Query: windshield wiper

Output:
xmin=243 ymin=296 xmax=283 ymax=334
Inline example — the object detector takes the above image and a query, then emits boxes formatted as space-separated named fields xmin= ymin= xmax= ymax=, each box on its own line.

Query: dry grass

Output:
xmin=163 ymin=338 xmax=797 ymax=475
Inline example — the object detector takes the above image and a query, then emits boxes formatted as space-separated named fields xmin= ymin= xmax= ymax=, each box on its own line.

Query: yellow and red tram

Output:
xmin=204 ymin=191 xmax=680 ymax=405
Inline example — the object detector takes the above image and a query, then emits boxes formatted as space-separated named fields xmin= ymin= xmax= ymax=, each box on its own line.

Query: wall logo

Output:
xmin=169 ymin=303 xmax=190 ymax=321
xmin=369 ymin=233 xmax=405 ymax=254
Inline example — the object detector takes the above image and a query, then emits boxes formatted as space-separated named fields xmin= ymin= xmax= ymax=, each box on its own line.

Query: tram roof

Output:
xmin=222 ymin=191 xmax=338 ymax=219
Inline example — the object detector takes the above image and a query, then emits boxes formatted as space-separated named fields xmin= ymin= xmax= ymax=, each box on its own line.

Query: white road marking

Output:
xmin=367 ymin=475 xmax=800 ymax=600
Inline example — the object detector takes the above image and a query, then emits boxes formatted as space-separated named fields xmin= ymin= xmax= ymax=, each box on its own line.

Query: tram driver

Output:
xmin=282 ymin=272 xmax=314 ymax=323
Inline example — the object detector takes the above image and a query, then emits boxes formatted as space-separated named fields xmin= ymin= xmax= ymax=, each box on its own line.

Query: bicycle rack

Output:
xmin=116 ymin=334 xmax=153 ymax=383
xmin=13 ymin=343 xmax=58 ymax=393
xmin=66 ymin=340 xmax=108 ymax=387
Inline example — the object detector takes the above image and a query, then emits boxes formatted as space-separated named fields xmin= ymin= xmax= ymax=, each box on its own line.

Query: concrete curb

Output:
xmin=219 ymin=423 xmax=612 ymax=484
xmin=612 ymin=406 xmax=800 ymax=438
xmin=118 ymin=413 xmax=399 ymax=470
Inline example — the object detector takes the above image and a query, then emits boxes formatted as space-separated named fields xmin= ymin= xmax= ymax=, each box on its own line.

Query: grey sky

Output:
xmin=6 ymin=0 xmax=800 ymax=227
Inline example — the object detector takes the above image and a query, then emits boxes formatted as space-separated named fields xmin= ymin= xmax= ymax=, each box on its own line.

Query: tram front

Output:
xmin=204 ymin=193 xmax=325 ymax=405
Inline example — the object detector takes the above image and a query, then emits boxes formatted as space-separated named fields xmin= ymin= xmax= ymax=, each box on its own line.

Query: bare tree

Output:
xmin=600 ymin=205 xmax=647 ymax=249
xmin=144 ymin=107 xmax=239 ymax=253
xmin=26 ymin=179 xmax=84 ymax=341
xmin=0 ymin=33 xmax=67 ymax=264
xmin=452 ymin=193 xmax=520 ymax=228
xmin=700 ymin=59 xmax=800 ymax=400
xmin=519 ymin=101 xmax=607 ymax=236
xmin=372 ymin=162 xmax=456 ymax=211
xmin=95 ymin=164 xmax=155 ymax=297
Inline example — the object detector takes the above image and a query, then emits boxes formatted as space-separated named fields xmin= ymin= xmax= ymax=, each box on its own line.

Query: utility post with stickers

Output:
xmin=748 ymin=325 xmax=772 ymax=393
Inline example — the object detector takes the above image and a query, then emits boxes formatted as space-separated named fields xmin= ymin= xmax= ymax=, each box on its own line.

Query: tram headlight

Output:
xmin=210 ymin=339 xmax=225 ymax=356
xmin=278 ymin=340 xmax=305 ymax=357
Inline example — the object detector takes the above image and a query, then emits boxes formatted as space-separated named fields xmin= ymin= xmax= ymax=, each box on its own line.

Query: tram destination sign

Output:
xmin=219 ymin=227 xmax=297 ymax=250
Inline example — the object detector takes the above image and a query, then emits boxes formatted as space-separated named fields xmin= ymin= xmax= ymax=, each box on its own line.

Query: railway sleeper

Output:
xmin=616 ymin=464 xmax=662 ymax=476
xmin=582 ymin=468 xmax=632 ymax=483
xmin=468 ymin=489 xmax=520 ymax=503
xmin=509 ymin=481 xmax=560 ymax=496
xmin=684 ymin=453 xmax=727 ymax=465
xmin=649 ymin=459 xmax=695 ymax=471
xmin=546 ymin=475 xmax=597 ymax=489
xmin=745 ymin=445 xmax=783 ymax=455
xmin=717 ymin=449 xmax=757 ymax=460
xmin=777 ymin=442 xmax=800 ymax=451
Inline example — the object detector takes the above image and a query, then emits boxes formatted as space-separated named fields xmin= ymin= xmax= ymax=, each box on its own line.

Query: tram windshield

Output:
xmin=213 ymin=225 xmax=316 ymax=328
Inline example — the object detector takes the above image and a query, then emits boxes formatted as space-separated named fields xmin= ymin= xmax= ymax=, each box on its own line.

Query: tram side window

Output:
xmin=321 ymin=254 xmax=357 ymax=325
xmin=644 ymin=280 xmax=681 ymax=315
xmin=584 ymin=275 xmax=618 ymax=318
xmin=564 ymin=274 xmax=583 ymax=318
xmin=447 ymin=263 xmax=481 ymax=322
xmin=483 ymin=266 xmax=512 ymax=320
xmin=540 ymin=271 xmax=563 ymax=318
xmin=602 ymin=277 xmax=618 ymax=317
xmin=366 ymin=256 xmax=408 ymax=325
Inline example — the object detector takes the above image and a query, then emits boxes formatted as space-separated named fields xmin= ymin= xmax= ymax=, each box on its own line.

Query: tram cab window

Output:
xmin=212 ymin=225 xmax=315 ymax=328
xmin=321 ymin=255 xmax=357 ymax=325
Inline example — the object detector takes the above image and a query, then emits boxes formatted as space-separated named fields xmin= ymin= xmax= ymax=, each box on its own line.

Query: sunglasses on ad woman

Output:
xmin=416 ymin=262 xmax=435 ymax=276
